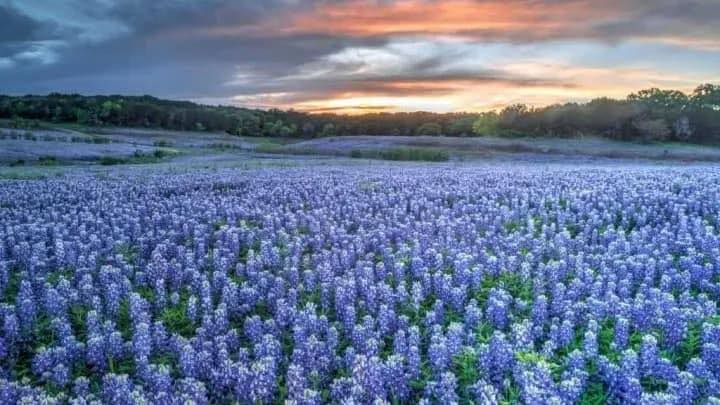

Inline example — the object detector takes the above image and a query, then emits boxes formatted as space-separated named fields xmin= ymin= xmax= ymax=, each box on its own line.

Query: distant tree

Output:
xmin=280 ymin=124 xmax=297 ymax=137
xmin=472 ymin=113 xmax=499 ymax=136
xmin=447 ymin=117 xmax=476 ymax=136
xmin=691 ymin=84 xmax=720 ymax=110
xmin=416 ymin=122 xmax=442 ymax=136
xmin=0 ymin=87 xmax=717 ymax=143
xmin=238 ymin=114 xmax=261 ymax=136
xmin=320 ymin=123 xmax=336 ymax=137
xmin=633 ymin=118 xmax=671 ymax=143
xmin=687 ymin=85 xmax=720 ymax=143
xmin=628 ymin=88 xmax=688 ymax=113
xmin=672 ymin=116 xmax=693 ymax=141
xmin=302 ymin=122 xmax=316 ymax=137
xmin=52 ymin=106 xmax=62 ymax=122
xmin=499 ymin=104 xmax=529 ymax=128
xmin=266 ymin=119 xmax=286 ymax=137
xmin=100 ymin=100 xmax=122 ymax=125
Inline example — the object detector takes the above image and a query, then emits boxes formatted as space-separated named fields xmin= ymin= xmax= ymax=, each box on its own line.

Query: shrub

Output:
xmin=472 ymin=113 xmax=500 ymax=136
xmin=416 ymin=122 xmax=443 ymax=136
xmin=633 ymin=118 xmax=671 ymax=143
xmin=38 ymin=155 xmax=58 ymax=165
xmin=153 ymin=149 xmax=169 ymax=159
xmin=350 ymin=148 xmax=449 ymax=162
xmin=99 ymin=156 xmax=128 ymax=165
xmin=154 ymin=140 xmax=174 ymax=147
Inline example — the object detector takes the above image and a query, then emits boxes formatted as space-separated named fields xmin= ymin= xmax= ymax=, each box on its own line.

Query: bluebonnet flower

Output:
xmin=132 ymin=322 xmax=152 ymax=361
xmin=428 ymin=331 xmax=451 ymax=375
xmin=384 ymin=354 xmax=409 ymax=401
xmin=486 ymin=288 xmax=512 ymax=330
xmin=350 ymin=355 xmax=386 ymax=402
xmin=424 ymin=372 xmax=459 ymax=404
xmin=517 ymin=361 xmax=562 ymax=404
xmin=614 ymin=317 xmax=630 ymax=351
xmin=102 ymin=374 xmax=141 ymax=405
xmin=176 ymin=378 xmax=208 ymax=404
xmin=472 ymin=379 xmax=499 ymax=405
xmin=3 ymin=160 xmax=720 ymax=402
xmin=250 ymin=356 xmax=278 ymax=402
xmin=480 ymin=331 xmax=514 ymax=387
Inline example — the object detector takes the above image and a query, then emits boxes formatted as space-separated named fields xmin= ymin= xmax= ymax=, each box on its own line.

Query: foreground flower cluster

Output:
xmin=1 ymin=164 xmax=720 ymax=404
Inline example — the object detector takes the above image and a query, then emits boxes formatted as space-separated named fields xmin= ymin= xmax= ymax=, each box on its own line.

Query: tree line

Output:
xmin=1 ymin=84 xmax=718 ymax=143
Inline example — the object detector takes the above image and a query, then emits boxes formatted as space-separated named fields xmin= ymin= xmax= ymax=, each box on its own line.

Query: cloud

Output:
xmin=0 ymin=4 xmax=51 ymax=43
xmin=0 ymin=4 xmax=69 ymax=68
xmin=227 ymin=0 xmax=720 ymax=51
xmin=0 ymin=0 xmax=717 ymax=112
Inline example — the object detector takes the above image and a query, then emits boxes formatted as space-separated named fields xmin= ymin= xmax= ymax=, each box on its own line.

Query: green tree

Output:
xmin=691 ymin=84 xmax=720 ymax=110
xmin=416 ymin=122 xmax=442 ymax=136
xmin=320 ymin=123 xmax=336 ymax=137
xmin=266 ymin=119 xmax=286 ymax=137
xmin=447 ymin=117 xmax=476 ymax=136
xmin=472 ymin=113 xmax=499 ymax=136
xmin=499 ymin=104 xmax=529 ymax=128
xmin=633 ymin=118 xmax=671 ymax=143
xmin=100 ymin=100 xmax=122 ymax=124
xmin=302 ymin=122 xmax=316 ymax=137
xmin=628 ymin=88 xmax=688 ymax=113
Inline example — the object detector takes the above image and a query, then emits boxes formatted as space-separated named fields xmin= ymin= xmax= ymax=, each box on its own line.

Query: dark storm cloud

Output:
xmin=0 ymin=0 xmax=384 ymax=100
xmin=0 ymin=4 xmax=46 ymax=43
xmin=0 ymin=3 xmax=69 ymax=66
xmin=589 ymin=0 xmax=720 ymax=44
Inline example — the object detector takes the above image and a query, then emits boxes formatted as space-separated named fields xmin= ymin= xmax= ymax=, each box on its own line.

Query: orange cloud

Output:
xmin=285 ymin=0 xmax=613 ymax=39
xmin=233 ymin=62 xmax=712 ymax=114
xmin=178 ymin=0 xmax=719 ymax=52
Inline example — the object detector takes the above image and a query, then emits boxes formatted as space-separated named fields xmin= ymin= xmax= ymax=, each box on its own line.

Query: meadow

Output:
xmin=5 ymin=126 xmax=720 ymax=167
xmin=1 ymin=161 xmax=719 ymax=404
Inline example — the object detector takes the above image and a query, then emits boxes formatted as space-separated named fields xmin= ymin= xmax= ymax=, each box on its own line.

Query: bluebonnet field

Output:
xmin=1 ymin=163 xmax=720 ymax=404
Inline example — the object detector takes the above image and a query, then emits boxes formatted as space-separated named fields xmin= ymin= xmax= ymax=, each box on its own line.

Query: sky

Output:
xmin=0 ymin=0 xmax=719 ymax=114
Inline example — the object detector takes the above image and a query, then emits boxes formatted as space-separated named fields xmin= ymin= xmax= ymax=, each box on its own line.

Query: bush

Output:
xmin=99 ymin=156 xmax=128 ymax=165
xmin=472 ymin=113 xmax=500 ymax=136
xmin=38 ymin=155 xmax=58 ymax=165
xmin=350 ymin=148 xmax=449 ymax=162
xmin=416 ymin=122 xmax=442 ymax=136
xmin=154 ymin=140 xmax=173 ymax=147
xmin=633 ymin=118 xmax=671 ymax=143
xmin=153 ymin=149 xmax=169 ymax=159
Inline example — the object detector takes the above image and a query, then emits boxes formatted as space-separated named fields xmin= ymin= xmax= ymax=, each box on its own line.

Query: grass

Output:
xmin=0 ymin=169 xmax=51 ymax=180
xmin=1 ymin=267 xmax=22 ymax=302
xmin=153 ymin=140 xmax=174 ymax=147
xmin=350 ymin=147 xmax=450 ymax=162
xmin=99 ymin=148 xmax=179 ymax=165
xmin=160 ymin=291 xmax=195 ymax=338
xmin=453 ymin=349 xmax=480 ymax=402
xmin=38 ymin=155 xmax=59 ymax=166
xmin=99 ymin=156 xmax=128 ymax=165
xmin=255 ymin=142 xmax=451 ymax=162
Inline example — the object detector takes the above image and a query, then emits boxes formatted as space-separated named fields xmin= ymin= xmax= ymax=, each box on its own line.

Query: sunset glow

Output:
xmin=1 ymin=0 xmax=718 ymax=112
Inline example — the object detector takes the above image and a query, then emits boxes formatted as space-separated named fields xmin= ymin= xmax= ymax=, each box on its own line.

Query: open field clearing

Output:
xmin=5 ymin=125 xmax=720 ymax=168
xmin=1 ymin=161 xmax=720 ymax=403
xmin=284 ymin=135 xmax=720 ymax=161
xmin=0 ymin=139 xmax=161 ymax=164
